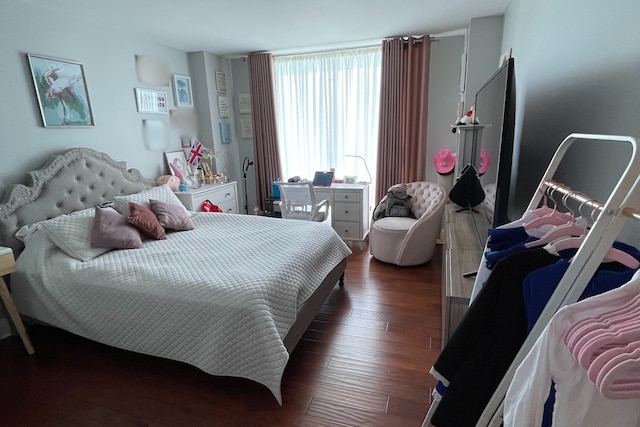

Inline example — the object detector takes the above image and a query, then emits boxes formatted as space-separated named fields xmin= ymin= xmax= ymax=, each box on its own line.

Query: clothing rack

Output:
xmin=478 ymin=133 xmax=640 ymax=426
xmin=422 ymin=133 xmax=640 ymax=426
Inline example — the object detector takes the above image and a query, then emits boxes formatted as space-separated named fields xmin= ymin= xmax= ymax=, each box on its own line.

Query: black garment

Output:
xmin=431 ymin=248 xmax=559 ymax=427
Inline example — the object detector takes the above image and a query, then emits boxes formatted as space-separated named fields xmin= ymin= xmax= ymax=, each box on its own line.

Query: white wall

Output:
xmin=502 ymin=0 xmax=640 ymax=246
xmin=426 ymin=35 xmax=466 ymax=185
xmin=0 ymin=1 xmax=191 ymax=190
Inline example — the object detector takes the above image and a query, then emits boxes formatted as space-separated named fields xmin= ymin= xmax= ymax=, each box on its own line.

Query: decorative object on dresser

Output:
xmin=369 ymin=181 xmax=446 ymax=266
xmin=0 ymin=147 xmax=350 ymax=404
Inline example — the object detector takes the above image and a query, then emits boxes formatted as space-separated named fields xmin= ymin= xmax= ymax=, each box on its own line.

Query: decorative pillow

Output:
xmin=149 ymin=199 xmax=194 ymax=231
xmin=113 ymin=184 xmax=190 ymax=216
xmin=127 ymin=203 xmax=166 ymax=240
xmin=91 ymin=207 xmax=143 ymax=249
xmin=39 ymin=208 xmax=111 ymax=262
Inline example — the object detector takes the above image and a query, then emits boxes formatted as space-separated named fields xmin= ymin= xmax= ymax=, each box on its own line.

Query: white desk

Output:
xmin=313 ymin=183 xmax=371 ymax=243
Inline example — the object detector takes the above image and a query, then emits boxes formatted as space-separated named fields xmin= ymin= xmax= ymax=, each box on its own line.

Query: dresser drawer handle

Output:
xmin=225 ymin=193 xmax=231 ymax=198
xmin=344 ymin=210 xmax=349 ymax=214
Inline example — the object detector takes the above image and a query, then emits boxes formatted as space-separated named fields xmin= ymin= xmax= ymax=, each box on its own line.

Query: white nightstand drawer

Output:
xmin=333 ymin=191 xmax=360 ymax=203
xmin=334 ymin=221 xmax=361 ymax=239
xmin=333 ymin=202 xmax=361 ymax=222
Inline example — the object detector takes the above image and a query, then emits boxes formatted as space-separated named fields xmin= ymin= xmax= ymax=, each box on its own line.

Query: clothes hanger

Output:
xmin=549 ymin=200 xmax=640 ymax=269
xmin=565 ymin=293 xmax=640 ymax=353
xmin=596 ymin=343 xmax=640 ymax=399
xmin=563 ymin=275 xmax=640 ymax=352
xmin=590 ymin=340 xmax=640 ymax=385
xmin=576 ymin=317 xmax=640 ymax=371
xmin=523 ymin=187 xmax=574 ymax=230
xmin=525 ymin=192 xmax=588 ymax=248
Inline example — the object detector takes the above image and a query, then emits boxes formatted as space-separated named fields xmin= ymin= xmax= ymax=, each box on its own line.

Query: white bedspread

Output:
xmin=12 ymin=213 xmax=351 ymax=403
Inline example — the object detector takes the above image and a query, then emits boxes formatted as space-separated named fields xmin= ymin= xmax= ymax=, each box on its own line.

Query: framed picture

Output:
xmin=172 ymin=74 xmax=193 ymax=107
xmin=135 ymin=88 xmax=168 ymax=113
xmin=27 ymin=53 xmax=95 ymax=127
xmin=219 ymin=122 xmax=231 ymax=144
xmin=240 ymin=118 xmax=253 ymax=139
xmin=238 ymin=92 xmax=251 ymax=114
xmin=215 ymin=71 xmax=227 ymax=93
xmin=217 ymin=96 xmax=229 ymax=118
xmin=165 ymin=150 xmax=190 ymax=176
xmin=180 ymin=136 xmax=191 ymax=148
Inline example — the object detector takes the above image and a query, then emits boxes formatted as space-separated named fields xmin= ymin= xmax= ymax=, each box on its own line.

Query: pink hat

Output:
xmin=479 ymin=149 xmax=491 ymax=175
xmin=433 ymin=149 xmax=456 ymax=175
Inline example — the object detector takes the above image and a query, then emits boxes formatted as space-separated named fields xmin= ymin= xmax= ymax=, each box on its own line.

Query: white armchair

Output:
xmin=369 ymin=182 xmax=446 ymax=266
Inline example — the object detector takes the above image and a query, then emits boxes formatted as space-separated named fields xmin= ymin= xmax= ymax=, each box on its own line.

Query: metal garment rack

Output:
xmin=422 ymin=133 xmax=640 ymax=426
xmin=479 ymin=133 xmax=640 ymax=426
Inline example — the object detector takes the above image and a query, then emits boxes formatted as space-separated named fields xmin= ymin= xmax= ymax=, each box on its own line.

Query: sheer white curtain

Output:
xmin=273 ymin=47 xmax=381 ymax=190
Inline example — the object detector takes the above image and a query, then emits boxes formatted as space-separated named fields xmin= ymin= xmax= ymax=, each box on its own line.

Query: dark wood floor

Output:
xmin=0 ymin=242 xmax=442 ymax=427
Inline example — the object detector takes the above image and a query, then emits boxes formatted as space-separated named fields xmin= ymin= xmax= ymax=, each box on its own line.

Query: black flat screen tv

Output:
xmin=473 ymin=57 xmax=516 ymax=228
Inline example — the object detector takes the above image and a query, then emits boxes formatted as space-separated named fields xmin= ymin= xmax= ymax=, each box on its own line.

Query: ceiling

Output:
xmin=26 ymin=0 xmax=511 ymax=57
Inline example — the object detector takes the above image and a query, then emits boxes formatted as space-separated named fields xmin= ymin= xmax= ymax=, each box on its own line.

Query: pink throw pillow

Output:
xmin=127 ymin=203 xmax=167 ymax=240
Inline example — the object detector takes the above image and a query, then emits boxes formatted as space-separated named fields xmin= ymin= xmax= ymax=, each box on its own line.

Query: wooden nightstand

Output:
xmin=0 ymin=247 xmax=34 ymax=354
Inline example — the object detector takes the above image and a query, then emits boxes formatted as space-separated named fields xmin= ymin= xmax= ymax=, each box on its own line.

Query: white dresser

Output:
xmin=314 ymin=183 xmax=370 ymax=243
xmin=174 ymin=182 xmax=238 ymax=213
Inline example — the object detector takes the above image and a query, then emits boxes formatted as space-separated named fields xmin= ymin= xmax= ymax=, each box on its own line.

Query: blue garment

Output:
xmin=484 ymin=226 xmax=539 ymax=269
xmin=522 ymin=241 xmax=640 ymax=332
xmin=487 ymin=226 xmax=531 ymax=251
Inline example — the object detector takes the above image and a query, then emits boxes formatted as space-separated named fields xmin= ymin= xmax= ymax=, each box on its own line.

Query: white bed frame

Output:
xmin=0 ymin=147 xmax=345 ymax=354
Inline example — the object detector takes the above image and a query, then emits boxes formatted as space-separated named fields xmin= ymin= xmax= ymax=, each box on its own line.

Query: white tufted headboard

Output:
xmin=0 ymin=148 xmax=155 ymax=255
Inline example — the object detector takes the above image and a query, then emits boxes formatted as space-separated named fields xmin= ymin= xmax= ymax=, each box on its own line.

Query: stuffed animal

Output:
xmin=156 ymin=175 xmax=181 ymax=191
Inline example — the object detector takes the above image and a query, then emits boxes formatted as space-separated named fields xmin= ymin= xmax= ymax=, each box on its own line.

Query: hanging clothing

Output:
xmin=431 ymin=242 xmax=640 ymax=426
xmin=431 ymin=247 xmax=558 ymax=426
xmin=504 ymin=277 xmax=640 ymax=426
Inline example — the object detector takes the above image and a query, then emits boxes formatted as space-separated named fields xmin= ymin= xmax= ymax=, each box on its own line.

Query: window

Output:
xmin=273 ymin=47 xmax=381 ymax=188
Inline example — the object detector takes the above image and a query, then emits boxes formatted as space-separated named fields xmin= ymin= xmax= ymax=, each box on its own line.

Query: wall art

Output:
xmin=172 ymin=74 xmax=193 ymax=107
xmin=135 ymin=88 xmax=168 ymax=113
xmin=27 ymin=53 xmax=95 ymax=127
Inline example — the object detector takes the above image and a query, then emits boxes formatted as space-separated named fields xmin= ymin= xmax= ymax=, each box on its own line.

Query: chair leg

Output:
xmin=0 ymin=277 xmax=34 ymax=355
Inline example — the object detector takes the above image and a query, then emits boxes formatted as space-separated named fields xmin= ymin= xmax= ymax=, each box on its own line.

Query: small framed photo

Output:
xmin=180 ymin=136 xmax=191 ymax=148
xmin=165 ymin=150 xmax=190 ymax=176
xmin=135 ymin=88 xmax=168 ymax=114
xmin=172 ymin=74 xmax=193 ymax=107
xmin=27 ymin=53 xmax=95 ymax=127
xmin=215 ymin=71 xmax=227 ymax=93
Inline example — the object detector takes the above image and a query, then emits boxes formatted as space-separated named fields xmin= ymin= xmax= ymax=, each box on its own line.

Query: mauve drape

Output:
xmin=248 ymin=52 xmax=282 ymax=213
xmin=375 ymin=36 xmax=431 ymax=203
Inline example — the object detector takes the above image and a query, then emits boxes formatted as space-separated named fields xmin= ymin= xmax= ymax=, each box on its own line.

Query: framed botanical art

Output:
xmin=27 ymin=53 xmax=95 ymax=127
xmin=172 ymin=74 xmax=193 ymax=107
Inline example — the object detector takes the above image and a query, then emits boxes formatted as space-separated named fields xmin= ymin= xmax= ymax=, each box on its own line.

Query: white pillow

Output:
xmin=39 ymin=208 xmax=111 ymax=262
xmin=113 ymin=184 xmax=190 ymax=216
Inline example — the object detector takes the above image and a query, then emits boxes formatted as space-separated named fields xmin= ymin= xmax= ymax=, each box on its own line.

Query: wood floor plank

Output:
xmin=0 ymin=242 xmax=443 ymax=426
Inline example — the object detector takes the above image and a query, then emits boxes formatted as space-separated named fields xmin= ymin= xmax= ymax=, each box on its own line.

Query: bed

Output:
xmin=0 ymin=147 xmax=351 ymax=404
